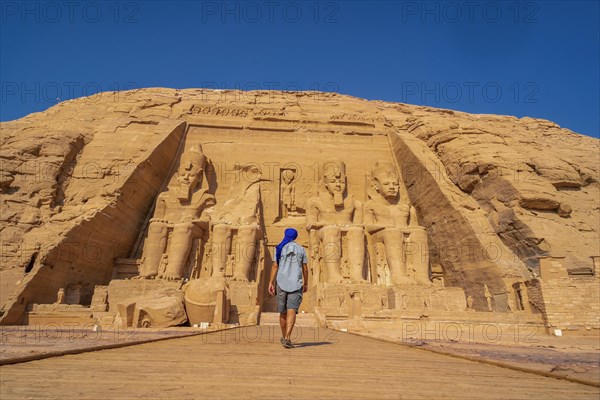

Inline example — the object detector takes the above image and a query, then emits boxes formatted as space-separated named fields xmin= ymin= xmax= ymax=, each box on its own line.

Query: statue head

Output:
xmin=322 ymin=160 xmax=346 ymax=206
xmin=177 ymin=145 xmax=207 ymax=200
xmin=372 ymin=162 xmax=400 ymax=202
xmin=281 ymin=169 xmax=295 ymax=185
xmin=240 ymin=163 xmax=262 ymax=184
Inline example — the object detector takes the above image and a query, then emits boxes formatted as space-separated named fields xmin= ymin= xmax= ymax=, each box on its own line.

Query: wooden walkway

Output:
xmin=1 ymin=326 xmax=598 ymax=399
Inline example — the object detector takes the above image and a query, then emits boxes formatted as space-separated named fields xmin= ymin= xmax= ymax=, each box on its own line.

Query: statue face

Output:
xmin=375 ymin=173 xmax=399 ymax=199
xmin=177 ymin=156 xmax=202 ymax=190
xmin=324 ymin=172 xmax=345 ymax=196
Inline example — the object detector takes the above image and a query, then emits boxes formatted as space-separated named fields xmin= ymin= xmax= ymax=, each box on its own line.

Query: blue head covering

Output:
xmin=275 ymin=228 xmax=298 ymax=265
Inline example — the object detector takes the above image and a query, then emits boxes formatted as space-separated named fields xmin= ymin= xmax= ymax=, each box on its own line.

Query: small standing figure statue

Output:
xmin=158 ymin=254 xmax=169 ymax=277
xmin=55 ymin=288 xmax=65 ymax=304
xmin=280 ymin=169 xmax=297 ymax=218
xmin=466 ymin=295 xmax=474 ymax=311
xmin=484 ymin=284 xmax=493 ymax=311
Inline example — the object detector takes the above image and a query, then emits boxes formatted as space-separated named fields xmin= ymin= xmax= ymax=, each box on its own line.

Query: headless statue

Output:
xmin=138 ymin=145 xmax=215 ymax=280
xmin=210 ymin=164 xmax=262 ymax=281
xmin=364 ymin=162 xmax=430 ymax=285
xmin=306 ymin=160 xmax=365 ymax=283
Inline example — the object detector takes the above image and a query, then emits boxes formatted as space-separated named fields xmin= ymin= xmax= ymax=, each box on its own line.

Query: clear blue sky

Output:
xmin=1 ymin=1 xmax=599 ymax=137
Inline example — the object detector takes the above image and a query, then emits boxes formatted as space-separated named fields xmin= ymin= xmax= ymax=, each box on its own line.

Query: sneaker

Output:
xmin=280 ymin=337 xmax=285 ymax=345
xmin=283 ymin=339 xmax=295 ymax=349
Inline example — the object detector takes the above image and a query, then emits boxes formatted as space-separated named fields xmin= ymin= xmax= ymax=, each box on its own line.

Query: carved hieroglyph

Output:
xmin=364 ymin=162 xmax=430 ymax=285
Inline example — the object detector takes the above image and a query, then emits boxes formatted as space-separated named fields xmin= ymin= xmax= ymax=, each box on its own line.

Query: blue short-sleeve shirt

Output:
xmin=276 ymin=241 xmax=308 ymax=292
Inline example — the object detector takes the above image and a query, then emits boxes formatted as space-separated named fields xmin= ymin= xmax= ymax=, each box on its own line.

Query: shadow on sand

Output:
xmin=294 ymin=341 xmax=334 ymax=348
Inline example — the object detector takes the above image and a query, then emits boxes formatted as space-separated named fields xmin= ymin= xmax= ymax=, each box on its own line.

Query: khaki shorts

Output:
xmin=276 ymin=284 xmax=303 ymax=313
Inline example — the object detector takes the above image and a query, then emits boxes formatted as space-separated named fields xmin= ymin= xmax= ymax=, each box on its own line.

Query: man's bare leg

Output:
xmin=285 ymin=309 xmax=297 ymax=340
xmin=279 ymin=312 xmax=287 ymax=339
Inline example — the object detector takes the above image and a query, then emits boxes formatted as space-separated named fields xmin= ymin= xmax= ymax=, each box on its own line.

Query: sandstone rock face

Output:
xmin=1 ymin=89 xmax=598 ymax=326
xmin=1 ymin=92 xmax=187 ymax=322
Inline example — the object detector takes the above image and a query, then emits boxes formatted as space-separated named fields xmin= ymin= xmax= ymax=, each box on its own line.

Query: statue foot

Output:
xmin=160 ymin=273 xmax=182 ymax=281
xmin=350 ymin=274 xmax=366 ymax=284
xmin=136 ymin=274 xmax=156 ymax=280
xmin=416 ymin=280 xmax=434 ymax=286
xmin=393 ymin=277 xmax=417 ymax=286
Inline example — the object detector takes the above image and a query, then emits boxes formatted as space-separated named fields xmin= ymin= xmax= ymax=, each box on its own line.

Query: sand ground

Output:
xmin=1 ymin=325 xmax=599 ymax=399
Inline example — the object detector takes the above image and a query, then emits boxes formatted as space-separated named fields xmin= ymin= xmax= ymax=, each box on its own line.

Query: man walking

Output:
xmin=268 ymin=228 xmax=308 ymax=348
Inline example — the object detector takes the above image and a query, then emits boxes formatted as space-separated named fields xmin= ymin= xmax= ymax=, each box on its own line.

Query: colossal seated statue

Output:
xmin=306 ymin=161 xmax=365 ymax=283
xmin=138 ymin=145 xmax=215 ymax=280
xmin=210 ymin=164 xmax=263 ymax=281
xmin=363 ymin=162 xmax=430 ymax=285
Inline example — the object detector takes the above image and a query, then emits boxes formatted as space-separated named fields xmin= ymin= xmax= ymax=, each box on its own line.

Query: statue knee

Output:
xmin=346 ymin=226 xmax=364 ymax=239
xmin=148 ymin=221 xmax=168 ymax=235
xmin=212 ymin=224 xmax=230 ymax=240
xmin=404 ymin=226 xmax=427 ymax=238
xmin=381 ymin=228 xmax=402 ymax=244
xmin=173 ymin=222 xmax=192 ymax=234
xmin=321 ymin=226 xmax=341 ymax=241
xmin=237 ymin=224 xmax=258 ymax=239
